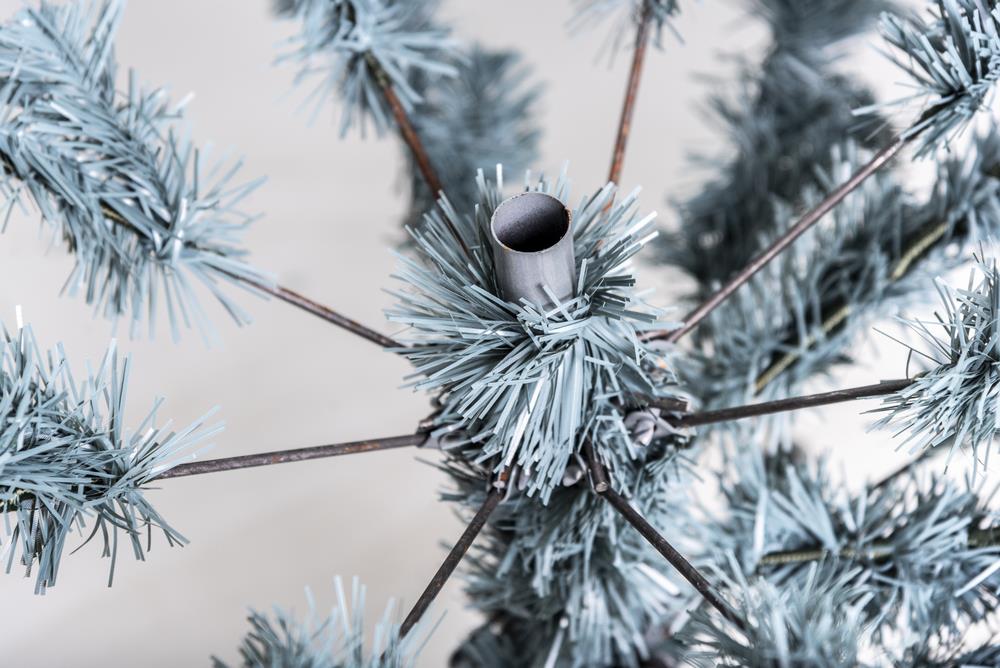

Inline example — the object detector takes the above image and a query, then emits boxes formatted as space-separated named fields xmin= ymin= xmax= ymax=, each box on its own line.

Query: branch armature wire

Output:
xmin=155 ymin=433 xmax=425 ymax=480
xmin=584 ymin=445 xmax=746 ymax=631
xmin=670 ymin=378 xmax=914 ymax=428
xmin=398 ymin=482 xmax=505 ymax=639
xmin=607 ymin=3 xmax=652 ymax=185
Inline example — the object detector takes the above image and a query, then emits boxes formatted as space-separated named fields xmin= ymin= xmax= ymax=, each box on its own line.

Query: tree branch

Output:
xmin=365 ymin=54 xmax=472 ymax=260
xmin=758 ymin=527 xmax=1000 ymax=568
xmin=237 ymin=275 xmax=402 ymax=348
xmin=584 ymin=444 xmax=746 ymax=630
xmin=154 ymin=433 xmax=426 ymax=480
xmin=0 ymin=151 xmax=403 ymax=350
xmin=398 ymin=483 xmax=504 ymax=638
xmin=607 ymin=5 xmax=652 ymax=186
xmin=669 ymin=379 xmax=913 ymax=428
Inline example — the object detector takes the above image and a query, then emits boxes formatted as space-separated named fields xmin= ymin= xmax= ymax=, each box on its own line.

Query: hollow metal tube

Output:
xmin=489 ymin=191 xmax=576 ymax=307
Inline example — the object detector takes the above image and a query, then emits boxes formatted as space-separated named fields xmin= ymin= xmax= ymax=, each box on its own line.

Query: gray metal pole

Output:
xmin=489 ymin=191 xmax=576 ymax=307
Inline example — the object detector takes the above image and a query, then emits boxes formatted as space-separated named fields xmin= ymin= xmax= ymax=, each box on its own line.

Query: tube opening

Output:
xmin=491 ymin=192 xmax=570 ymax=253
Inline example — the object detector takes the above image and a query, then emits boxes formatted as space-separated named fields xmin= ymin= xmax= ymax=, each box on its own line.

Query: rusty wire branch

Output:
xmin=154 ymin=433 xmax=426 ymax=480
xmin=237 ymin=274 xmax=403 ymax=349
xmin=607 ymin=4 xmax=652 ymax=186
xmin=365 ymin=54 xmax=471 ymax=260
xmin=398 ymin=480 xmax=505 ymax=638
xmin=670 ymin=379 xmax=914 ymax=428
xmin=583 ymin=444 xmax=746 ymax=631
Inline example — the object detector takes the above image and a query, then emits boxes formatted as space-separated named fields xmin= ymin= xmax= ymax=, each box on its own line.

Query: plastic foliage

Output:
xmin=747 ymin=0 xmax=895 ymax=52
xmin=275 ymin=0 xmax=460 ymax=136
xmin=444 ymin=450 xmax=697 ymax=668
xmin=679 ymin=560 xmax=871 ymax=668
xmin=0 ymin=321 xmax=219 ymax=593
xmin=662 ymin=0 xmax=888 ymax=291
xmin=214 ymin=577 xmax=428 ymax=668
xmin=387 ymin=166 xmax=684 ymax=502
xmin=683 ymin=127 xmax=1000 ymax=424
xmin=873 ymin=0 xmax=1000 ymax=156
xmin=905 ymin=641 xmax=1000 ymax=667
xmin=872 ymin=258 xmax=1000 ymax=476
xmin=700 ymin=448 xmax=1000 ymax=648
xmin=662 ymin=0 xmax=917 ymax=420
xmin=569 ymin=0 xmax=680 ymax=50
xmin=405 ymin=46 xmax=542 ymax=228
xmin=678 ymin=144 xmax=911 ymax=413
xmin=0 ymin=0 xmax=269 ymax=341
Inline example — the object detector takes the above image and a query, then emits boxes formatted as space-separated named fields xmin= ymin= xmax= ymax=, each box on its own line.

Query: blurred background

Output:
xmin=0 ymin=0 xmax=926 ymax=665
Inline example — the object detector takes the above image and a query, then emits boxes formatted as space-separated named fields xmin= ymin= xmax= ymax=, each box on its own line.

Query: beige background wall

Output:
xmin=0 ymin=1 xmax=926 ymax=666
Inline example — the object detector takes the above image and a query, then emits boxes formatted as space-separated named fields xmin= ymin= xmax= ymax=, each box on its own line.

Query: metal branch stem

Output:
xmin=607 ymin=5 xmax=651 ymax=185
xmin=237 ymin=274 xmax=402 ymax=348
xmin=670 ymin=379 xmax=913 ymax=428
xmin=153 ymin=433 xmax=424 ymax=480
xmin=365 ymin=54 xmax=472 ymax=260
xmin=584 ymin=446 xmax=745 ymax=630
xmin=758 ymin=527 xmax=1000 ymax=567
xmin=644 ymin=135 xmax=908 ymax=344
xmin=367 ymin=54 xmax=444 ymax=197
xmin=398 ymin=486 xmax=503 ymax=638
xmin=601 ymin=486 xmax=746 ymax=630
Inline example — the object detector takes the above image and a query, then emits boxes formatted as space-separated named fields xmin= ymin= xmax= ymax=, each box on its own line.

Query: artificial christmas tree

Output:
xmin=4 ymin=0 xmax=1000 ymax=665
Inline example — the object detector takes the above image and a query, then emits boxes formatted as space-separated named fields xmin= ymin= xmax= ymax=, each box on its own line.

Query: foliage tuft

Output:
xmin=275 ymin=0 xmax=460 ymax=136
xmin=214 ymin=577 xmax=427 ymax=668
xmin=0 ymin=321 xmax=218 ymax=593
xmin=0 ymin=0 xmax=269 ymax=340
xmin=389 ymin=166 xmax=685 ymax=501
xmin=873 ymin=258 xmax=1000 ymax=476
xmin=874 ymin=0 xmax=1000 ymax=155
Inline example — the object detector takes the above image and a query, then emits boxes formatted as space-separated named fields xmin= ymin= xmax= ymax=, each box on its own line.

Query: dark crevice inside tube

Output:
xmin=492 ymin=193 xmax=570 ymax=253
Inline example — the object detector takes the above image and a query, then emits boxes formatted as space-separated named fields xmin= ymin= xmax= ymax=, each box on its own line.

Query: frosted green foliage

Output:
xmin=662 ymin=0 xmax=906 ymax=415
xmin=0 ymin=322 xmax=219 ymax=593
xmin=749 ymin=0 xmax=894 ymax=51
xmin=702 ymin=449 xmax=1000 ymax=647
xmin=664 ymin=59 xmax=886 ymax=291
xmin=214 ymin=577 xmax=426 ymax=668
xmin=388 ymin=167 xmax=684 ymax=501
xmin=570 ymin=0 xmax=680 ymax=49
xmin=405 ymin=47 xmax=542 ymax=228
xmin=684 ymin=129 xmax=1000 ymax=417
xmin=0 ymin=1 xmax=269 ymax=341
xmin=275 ymin=0 xmax=459 ymax=135
xmin=680 ymin=562 xmax=871 ymax=668
xmin=873 ymin=259 xmax=1000 ymax=476
xmin=907 ymin=641 xmax=1000 ymax=666
xmin=680 ymin=145 xmax=912 ymax=410
xmin=449 ymin=625 xmax=521 ymax=668
xmin=662 ymin=1 xmax=887 ymax=291
xmin=874 ymin=0 xmax=1000 ymax=155
xmin=444 ymin=452 xmax=697 ymax=668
